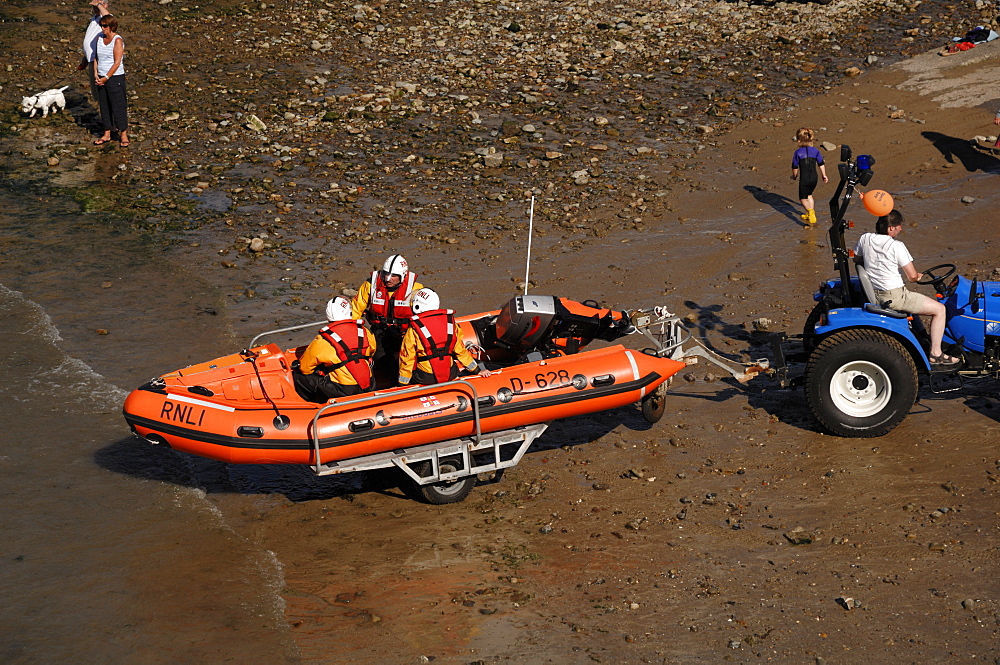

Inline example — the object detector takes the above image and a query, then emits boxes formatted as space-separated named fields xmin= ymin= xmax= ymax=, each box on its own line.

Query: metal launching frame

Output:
xmin=626 ymin=306 xmax=771 ymax=384
xmin=308 ymin=379 xmax=549 ymax=485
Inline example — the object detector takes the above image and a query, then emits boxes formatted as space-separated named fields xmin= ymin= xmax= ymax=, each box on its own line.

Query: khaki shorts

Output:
xmin=873 ymin=286 xmax=926 ymax=314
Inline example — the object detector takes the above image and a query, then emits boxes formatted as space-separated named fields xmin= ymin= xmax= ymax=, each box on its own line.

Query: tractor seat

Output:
xmin=856 ymin=264 xmax=909 ymax=319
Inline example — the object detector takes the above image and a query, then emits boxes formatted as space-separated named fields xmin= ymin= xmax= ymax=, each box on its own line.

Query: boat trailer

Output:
xmin=290 ymin=306 xmax=769 ymax=503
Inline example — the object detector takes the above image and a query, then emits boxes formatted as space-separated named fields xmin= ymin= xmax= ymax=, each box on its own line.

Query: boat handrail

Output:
xmin=309 ymin=379 xmax=482 ymax=472
xmin=245 ymin=320 xmax=327 ymax=353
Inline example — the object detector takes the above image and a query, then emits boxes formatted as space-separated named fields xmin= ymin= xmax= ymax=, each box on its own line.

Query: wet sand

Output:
xmin=2 ymin=0 xmax=999 ymax=662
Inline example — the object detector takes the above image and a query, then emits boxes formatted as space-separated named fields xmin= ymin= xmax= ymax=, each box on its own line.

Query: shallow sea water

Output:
xmin=0 ymin=184 xmax=297 ymax=663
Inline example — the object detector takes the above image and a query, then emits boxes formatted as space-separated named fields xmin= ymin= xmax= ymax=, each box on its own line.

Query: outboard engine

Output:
xmin=496 ymin=295 xmax=558 ymax=350
xmin=495 ymin=295 xmax=633 ymax=355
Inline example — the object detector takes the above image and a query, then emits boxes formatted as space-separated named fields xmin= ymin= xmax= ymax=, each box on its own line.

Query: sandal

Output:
xmin=929 ymin=353 xmax=960 ymax=366
xmin=119 ymin=141 xmax=130 ymax=147
xmin=93 ymin=137 xmax=111 ymax=145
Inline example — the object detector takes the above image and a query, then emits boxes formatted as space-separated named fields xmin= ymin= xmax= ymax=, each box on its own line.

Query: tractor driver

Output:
xmin=350 ymin=254 xmax=423 ymax=375
xmin=854 ymin=210 xmax=959 ymax=367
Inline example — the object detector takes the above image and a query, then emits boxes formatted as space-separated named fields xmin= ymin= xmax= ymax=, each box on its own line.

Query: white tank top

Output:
xmin=95 ymin=34 xmax=125 ymax=77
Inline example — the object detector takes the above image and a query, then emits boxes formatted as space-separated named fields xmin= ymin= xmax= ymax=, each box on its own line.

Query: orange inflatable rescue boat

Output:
xmin=123 ymin=296 xmax=705 ymax=502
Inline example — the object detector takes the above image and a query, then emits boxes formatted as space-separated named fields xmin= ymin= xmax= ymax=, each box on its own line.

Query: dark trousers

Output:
xmin=410 ymin=364 xmax=458 ymax=387
xmin=371 ymin=325 xmax=403 ymax=377
xmin=293 ymin=371 xmax=365 ymax=403
xmin=97 ymin=75 xmax=128 ymax=132
xmin=87 ymin=66 xmax=98 ymax=103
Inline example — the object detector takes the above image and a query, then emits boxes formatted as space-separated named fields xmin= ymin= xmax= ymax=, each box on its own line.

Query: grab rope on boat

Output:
xmin=247 ymin=350 xmax=290 ymax=430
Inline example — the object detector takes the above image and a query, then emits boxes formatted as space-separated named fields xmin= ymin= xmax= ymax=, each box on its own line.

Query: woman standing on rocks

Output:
xmin=93 ymin=15 xmax=129 ymax=147
xmin=790 ymin=127 xmax=827 ymax=226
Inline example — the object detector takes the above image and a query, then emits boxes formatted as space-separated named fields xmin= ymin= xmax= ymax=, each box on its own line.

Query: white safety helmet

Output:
xmin=410 ymin=288 xmax=440 ymax=314
xmin=381 ymin=254 xmax=408 ymax=278
xmin=325 ymin=296 xmax=353 ymax=322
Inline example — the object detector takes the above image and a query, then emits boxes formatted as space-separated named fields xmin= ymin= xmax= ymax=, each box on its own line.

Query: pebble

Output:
xmin=246 ymin=114 xmax=267 ymax=132
xmin=960 ymin=196 xmax=977 ymax=204
xmin=961 ymin=598 xmax=975 ymax=610
xmin=784 ymin=526 xmax=814 ymax=545
xmin=836 ymin=596 xmax=861 ymax=610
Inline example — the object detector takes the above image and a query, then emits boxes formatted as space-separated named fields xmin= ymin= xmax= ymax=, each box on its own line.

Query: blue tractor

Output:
xmin=772 ymin=145 xmax=1000 ymax=437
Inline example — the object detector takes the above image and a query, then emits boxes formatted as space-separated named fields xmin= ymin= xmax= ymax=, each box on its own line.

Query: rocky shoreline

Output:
xmin=3 ymin=0 xmax=994 ymax=320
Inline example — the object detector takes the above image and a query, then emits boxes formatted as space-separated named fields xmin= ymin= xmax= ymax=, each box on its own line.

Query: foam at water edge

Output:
xmin=25 ymin=356 xmax=129 ymax=412
xmin=253 ymin=549 xmax=289 ymax=624
xmin=171 ymin=481 xmax=291 ymax=633
xmin=1 ymin=283 xmax=129 ymax=411
xmin=0 ymin=282 xmax=63 ymax=345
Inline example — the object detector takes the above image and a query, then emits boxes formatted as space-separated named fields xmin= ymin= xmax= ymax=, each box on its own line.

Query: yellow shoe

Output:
xmin=808 ymin=209 xmax=817 ymax=225
xmin=800 ymin=212 xmax=811 ymax=222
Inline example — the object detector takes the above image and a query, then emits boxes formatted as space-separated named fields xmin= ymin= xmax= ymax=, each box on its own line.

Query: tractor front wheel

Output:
xmin=805 ymin=329 xmax=917 ymax=438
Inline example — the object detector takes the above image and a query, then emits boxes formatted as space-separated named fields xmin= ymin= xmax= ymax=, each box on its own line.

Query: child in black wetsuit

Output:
xmin=790 ymin=127 xmax=828 ymax=226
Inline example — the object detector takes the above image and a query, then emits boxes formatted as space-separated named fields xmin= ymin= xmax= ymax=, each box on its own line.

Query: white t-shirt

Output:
xmin=95 ymin=33 xmax=125 ymax=77
xmin=83 ymin=15 xmax=102 ymax=62
xmin=854 ymin=232 xmax=913 ymax=290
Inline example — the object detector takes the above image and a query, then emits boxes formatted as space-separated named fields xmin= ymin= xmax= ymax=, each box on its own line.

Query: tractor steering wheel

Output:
xmin=916 ymin=263 xmax=957 ymax=296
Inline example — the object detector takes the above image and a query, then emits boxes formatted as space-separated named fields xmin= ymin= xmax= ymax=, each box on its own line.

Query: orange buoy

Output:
xmin=861 ymin=189 xmax=893 ymax=216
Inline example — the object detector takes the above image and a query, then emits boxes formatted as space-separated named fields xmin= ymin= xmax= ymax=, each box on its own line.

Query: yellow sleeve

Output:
xmin=397 ymin=328 xmax=419 ymax=384
xmin=299 ymin=335 xmax=338 ymax=375
xmin=350 ymin=280 xmax=371 ymax=320
xmin=452 ymin=325 xmax=478 ymax=371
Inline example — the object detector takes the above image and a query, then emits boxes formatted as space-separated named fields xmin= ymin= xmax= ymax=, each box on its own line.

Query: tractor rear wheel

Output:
xmin=805 ymin=329 xmax=917 ymax=438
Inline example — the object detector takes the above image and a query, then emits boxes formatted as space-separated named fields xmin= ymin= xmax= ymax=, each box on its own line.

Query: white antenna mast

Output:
xmin=523 ymin=195 xmax=535 ymax=296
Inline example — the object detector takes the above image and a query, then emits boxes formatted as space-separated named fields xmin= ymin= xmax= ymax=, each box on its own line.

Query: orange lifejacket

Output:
xmin=368 ymin=270 xmax=417 ymax=327
xmin=410 ymin=309 xmax=457 ymax=383
xmin=318 ymin=320 xmax=374 ymax=390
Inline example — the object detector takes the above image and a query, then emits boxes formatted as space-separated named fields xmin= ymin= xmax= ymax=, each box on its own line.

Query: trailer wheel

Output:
xmin=805 ymin=329 xmax=917 ymax=438
xmin=407 ymin=457 xmax=477 ymax=505
xmin=641 ymin=383 xmax=667 ymax=424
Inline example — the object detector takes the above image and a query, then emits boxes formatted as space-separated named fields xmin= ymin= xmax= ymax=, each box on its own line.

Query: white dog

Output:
xmin=21 ymin=86 xmax=69 ymax=118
